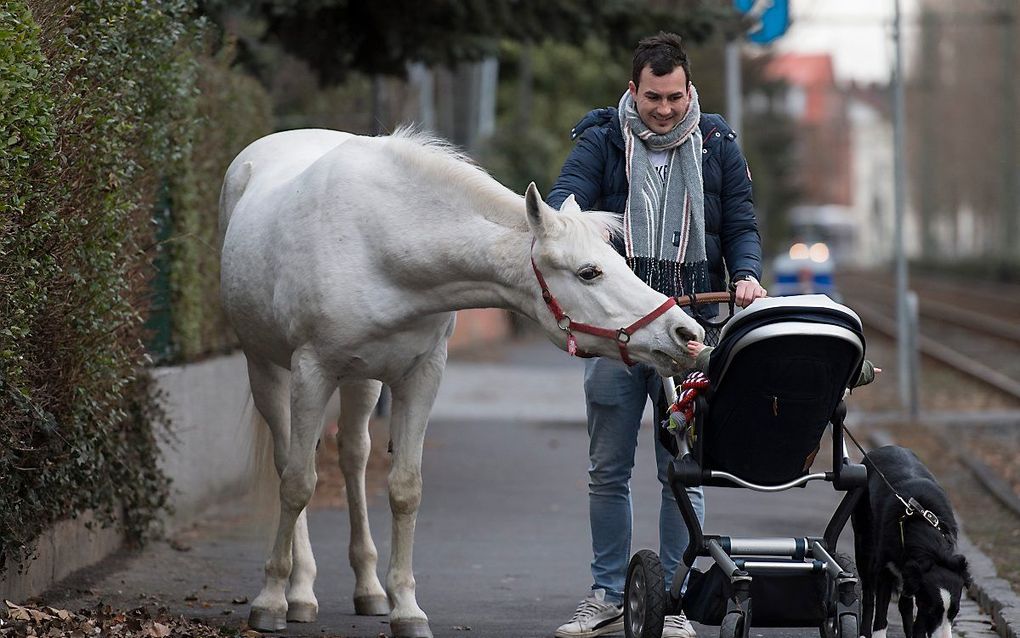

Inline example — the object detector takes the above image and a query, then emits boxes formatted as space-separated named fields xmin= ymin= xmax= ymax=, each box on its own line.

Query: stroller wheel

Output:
xmin=624 ymin=550 xmax=666 ymax=638
xmin=820 ymin=551 xmax=860 ymax=638
xmin=719 ymin=611 xmax=747 ymax=638
xmin=837 ymin=613 xmax=858 ymax=638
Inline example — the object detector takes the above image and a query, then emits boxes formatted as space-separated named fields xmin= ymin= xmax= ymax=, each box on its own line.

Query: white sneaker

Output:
xmin=554 ymin=589 xmax=624 ymax=638
xmin=662 ymin=613 xmax=697 ymax=638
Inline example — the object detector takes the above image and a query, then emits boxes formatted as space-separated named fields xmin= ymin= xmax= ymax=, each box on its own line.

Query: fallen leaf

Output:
xmin=6 ymin=607 xmax=30 ymax=622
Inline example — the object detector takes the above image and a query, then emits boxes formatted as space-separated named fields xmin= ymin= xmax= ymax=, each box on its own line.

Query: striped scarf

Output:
xmin=618 ymin=85 xmax=709 ymax=297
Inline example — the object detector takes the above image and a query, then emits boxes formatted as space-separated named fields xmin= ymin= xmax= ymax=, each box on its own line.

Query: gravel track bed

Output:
xmin=918 ymin=316 xmax=1020 ymax=382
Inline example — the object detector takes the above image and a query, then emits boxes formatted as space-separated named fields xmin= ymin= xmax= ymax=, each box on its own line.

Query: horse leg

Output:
xmin=385 ymin=342 xmax=448 ymax=638
xmin=337 ymin=379 xmax=389 ymax=615
xmin=244 ymin=356 xmax=295 ymax=630
xmin=244 ymin=356 xmax=320 ymax=626
xmin=249 ymin=349 xmax=333 ymax=631
xmin=287 ymin=508 xmax=319 ymax=623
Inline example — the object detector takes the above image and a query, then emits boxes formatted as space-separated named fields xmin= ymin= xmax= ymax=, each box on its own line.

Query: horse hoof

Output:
xmin=354 ymin=595 xmax=390 ymax=616
xmin=248 ymin=608 xmax=287 ymax=632
xmin=390 ymin=618 xmax=433 ymax=638
xmin=287 ymin=602 xmax=318 ymax=623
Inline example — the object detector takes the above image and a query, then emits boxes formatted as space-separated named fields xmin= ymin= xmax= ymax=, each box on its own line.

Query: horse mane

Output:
xmin=385 ymin=126 xmax=522 ymax=226
xmin=557 ymin=209 xmax=624 ymax=241
xmin=383 ymin=126 xmax=622 ymax=241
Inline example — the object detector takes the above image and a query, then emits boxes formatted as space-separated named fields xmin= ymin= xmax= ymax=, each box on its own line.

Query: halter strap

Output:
xmin=531 ymin=243 xmax=678 ymax=366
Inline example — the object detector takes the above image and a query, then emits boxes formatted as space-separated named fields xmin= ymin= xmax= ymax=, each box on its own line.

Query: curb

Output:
xmin=958 ymin=532 xmax=1020 ymax=638
xmin=868 ymin=431 xmax=1020 ymax=638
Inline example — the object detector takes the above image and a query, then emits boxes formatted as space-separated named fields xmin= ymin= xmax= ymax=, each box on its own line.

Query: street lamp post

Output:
xmin=892 ymin=0 xmax=919 ymax=418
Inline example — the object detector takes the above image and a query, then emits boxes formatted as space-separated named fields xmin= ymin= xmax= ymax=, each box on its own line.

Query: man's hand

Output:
xmin=734 ymin=277 xmax=767 ymax=308
xmin=686 ymin=340 xmax=706 ymax=358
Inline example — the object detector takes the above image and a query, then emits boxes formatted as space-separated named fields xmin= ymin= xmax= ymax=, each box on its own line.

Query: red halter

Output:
xmin=530 ymin=247 xmax=678 ymax=366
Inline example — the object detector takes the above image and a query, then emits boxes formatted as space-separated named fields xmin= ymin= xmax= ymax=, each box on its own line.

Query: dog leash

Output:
xmin=841 ymin=424 xmax=943 ymax=544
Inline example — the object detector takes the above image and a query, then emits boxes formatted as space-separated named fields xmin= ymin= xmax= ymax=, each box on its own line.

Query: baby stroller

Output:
xmin=624 ymin=294 xmax=868 ymax=638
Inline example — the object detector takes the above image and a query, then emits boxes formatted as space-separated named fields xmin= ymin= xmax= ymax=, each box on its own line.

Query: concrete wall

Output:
xmin=0 ymin=511 xmax=123 ymax=602
xmin=152 ymin=352 xmax=255 ymax=527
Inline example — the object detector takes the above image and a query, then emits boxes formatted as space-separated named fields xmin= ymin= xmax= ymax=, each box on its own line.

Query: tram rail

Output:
xmin=838 ymin=271 xmax=1020 ymax=403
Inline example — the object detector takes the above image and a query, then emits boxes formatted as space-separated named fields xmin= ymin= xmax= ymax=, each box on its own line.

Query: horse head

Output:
xmin=524 ymin=183 xmax=704 ymax=376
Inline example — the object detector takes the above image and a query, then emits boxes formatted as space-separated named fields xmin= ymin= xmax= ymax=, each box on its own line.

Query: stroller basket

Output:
xmin=685 ymin=563 xmax=827 ymax=626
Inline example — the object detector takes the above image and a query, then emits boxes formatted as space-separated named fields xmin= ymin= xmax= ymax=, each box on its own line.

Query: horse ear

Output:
xmin=525 ymin=182 xmax=551 ymax=239
xmin=559 ymin=194 xmax=582 ymax=213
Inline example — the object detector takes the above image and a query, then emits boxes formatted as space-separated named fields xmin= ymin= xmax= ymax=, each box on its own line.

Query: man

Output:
xmin=546 ymin=33 xmax=766 ymax=638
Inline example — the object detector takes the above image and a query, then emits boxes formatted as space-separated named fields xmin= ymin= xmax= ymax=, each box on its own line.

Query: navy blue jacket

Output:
xmin=547 ymin=108 xmax=762 ymax=293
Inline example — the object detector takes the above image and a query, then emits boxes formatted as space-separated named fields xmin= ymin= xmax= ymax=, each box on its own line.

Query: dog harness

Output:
xmin=898 ymin=495 xmax=942 ymax=547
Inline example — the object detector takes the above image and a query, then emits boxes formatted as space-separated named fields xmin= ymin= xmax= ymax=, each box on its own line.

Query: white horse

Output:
xmin=218 ymin=127 xmax=704 ymax=637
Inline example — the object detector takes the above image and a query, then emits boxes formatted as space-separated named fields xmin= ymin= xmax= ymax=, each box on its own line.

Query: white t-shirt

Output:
xmin=648 ymin=149 xmax=669 ymax=183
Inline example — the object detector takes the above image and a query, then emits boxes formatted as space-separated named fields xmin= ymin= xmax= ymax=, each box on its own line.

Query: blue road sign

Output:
xmin=734 ymin=0 xmax=790 ymax=44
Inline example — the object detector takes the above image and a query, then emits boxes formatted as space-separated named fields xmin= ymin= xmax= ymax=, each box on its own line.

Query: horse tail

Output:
xmin=242 ymin=397 xmax=281 ymax=545
xmin=218 ymin=159 xmax=253 ymax=246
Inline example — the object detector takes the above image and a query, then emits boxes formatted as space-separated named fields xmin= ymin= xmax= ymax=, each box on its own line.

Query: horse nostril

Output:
xmin=675 ymin=327 xmax=696 ymax=343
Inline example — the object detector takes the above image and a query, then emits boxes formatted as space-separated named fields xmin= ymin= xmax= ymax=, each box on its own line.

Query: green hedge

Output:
xmin=0 ymin=1 xmax=270 ymax=573
xmin=165 ymin=46 xmax=272 ymax=362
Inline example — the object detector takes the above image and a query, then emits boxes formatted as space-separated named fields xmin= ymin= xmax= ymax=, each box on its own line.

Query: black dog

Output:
xmin=852 ymin=445 xmax=970 ymax=638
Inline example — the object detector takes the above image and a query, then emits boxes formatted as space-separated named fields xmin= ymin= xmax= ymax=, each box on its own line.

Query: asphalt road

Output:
xmin=38 ymin=339 xmax=993 ymax=638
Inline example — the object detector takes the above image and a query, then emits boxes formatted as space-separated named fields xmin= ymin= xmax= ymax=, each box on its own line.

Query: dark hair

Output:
xmin=632 ymin=32 xmax=692 ymax=88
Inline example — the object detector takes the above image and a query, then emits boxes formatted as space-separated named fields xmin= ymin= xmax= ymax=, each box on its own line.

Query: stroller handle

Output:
xmin=673 ymin=291 xmax=735 ymax=308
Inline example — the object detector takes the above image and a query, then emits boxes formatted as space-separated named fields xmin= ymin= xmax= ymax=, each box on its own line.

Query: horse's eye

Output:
xmin=577 ymin=265 xmax=603 ymax=281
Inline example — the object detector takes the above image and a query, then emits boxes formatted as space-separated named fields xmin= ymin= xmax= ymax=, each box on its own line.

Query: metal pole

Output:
xmin=1000 ymin=2 xmax=1018 ymax=261
xmin=725 ymin=38 xmax=743 ymax=138
xmin=906 ymin=291 xmax=921 ymax=419
xmin=477 ymin=57 xmax=499 ymax=141
xmin=918 ymin=9 xmax=939 ymax=260
xmin=893 ymin=0 xmax=916 ymax=416
xmin=408 ymin=63 xmax=435 ymax=131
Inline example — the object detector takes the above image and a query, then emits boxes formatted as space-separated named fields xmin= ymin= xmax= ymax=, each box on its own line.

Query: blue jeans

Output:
xmin=584 ymin=356 xmax=706 ymax=605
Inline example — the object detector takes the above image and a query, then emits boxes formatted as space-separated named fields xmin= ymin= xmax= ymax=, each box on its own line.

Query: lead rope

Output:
xmin=841 ymin=423 xmax=942 ymax=546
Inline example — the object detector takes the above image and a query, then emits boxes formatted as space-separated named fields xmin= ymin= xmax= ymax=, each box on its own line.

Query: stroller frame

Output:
xmin=623 ymin=294 xmax=869 ymax=638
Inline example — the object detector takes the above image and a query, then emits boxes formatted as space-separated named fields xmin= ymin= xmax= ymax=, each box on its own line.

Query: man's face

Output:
xmin=628 ymin=65 xmax=691 ymax=135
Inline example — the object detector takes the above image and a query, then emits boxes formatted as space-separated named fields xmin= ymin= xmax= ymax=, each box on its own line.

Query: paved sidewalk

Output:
xmin=37 ymin=339 xmax=1001 ymax=638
